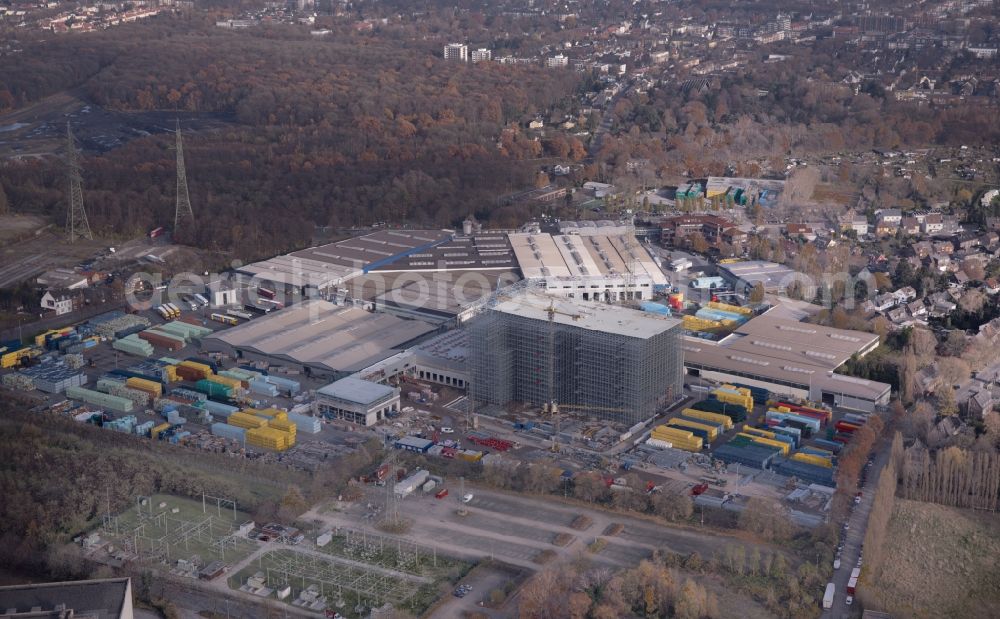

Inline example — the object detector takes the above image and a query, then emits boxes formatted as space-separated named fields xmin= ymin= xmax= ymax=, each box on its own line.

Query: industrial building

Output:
xmin=682 ymin=313 xmax=890 ymax=411
xmin=508 ymin=232 xmax=668 ymax=301
xmin=410 ymin=328 xmax=470 ymax=388
xmin=315 ymin=376 xmax=400 ymax=426
xmin=469 ymin=291 xmax=684 ymax=425
xmin=235 ymin=230 xmax=453 ymax=298
xmin=203 ymin=300 xmax=436 ymax=379
xmin=0 ymin=577 xmax=134 ymax=619
xmin=717 ymin=260 xmax=805 ymax=295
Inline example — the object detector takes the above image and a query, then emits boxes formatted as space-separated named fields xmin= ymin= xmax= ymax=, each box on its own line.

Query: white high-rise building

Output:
xmin=546 ymin=53 xmax=569 ymax=68
xmin=443 ymin=43 xmax=468 ymax=62
xmin=471 ymin=48 xmax=492 ymax=63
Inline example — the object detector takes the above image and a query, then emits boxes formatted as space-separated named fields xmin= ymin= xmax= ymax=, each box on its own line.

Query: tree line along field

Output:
xmin=863 ymin=498 xmax=1000 ymax=618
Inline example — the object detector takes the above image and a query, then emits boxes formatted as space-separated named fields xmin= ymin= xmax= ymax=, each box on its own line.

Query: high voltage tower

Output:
xmin=65 ymin=122 xmax=93 ymax=242
xmin=172 ymin=120 xmax=195 ymax=238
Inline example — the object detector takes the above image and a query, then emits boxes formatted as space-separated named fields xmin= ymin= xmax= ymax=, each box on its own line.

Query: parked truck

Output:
xmin=823 ymin=583 xmax=835 ymax=609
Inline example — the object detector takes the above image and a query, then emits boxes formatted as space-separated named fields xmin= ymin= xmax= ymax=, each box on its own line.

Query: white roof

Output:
xmin=492 ymin=291 xmax=681 ymax=338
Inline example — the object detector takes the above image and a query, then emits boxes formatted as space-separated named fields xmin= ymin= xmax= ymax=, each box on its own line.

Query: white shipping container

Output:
xmin=316 ymin=532 xmax=332 ymax=547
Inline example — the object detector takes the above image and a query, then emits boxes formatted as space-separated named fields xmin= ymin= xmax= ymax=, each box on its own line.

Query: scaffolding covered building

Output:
xmin=469 ymin=292 xmax=683 ymax=425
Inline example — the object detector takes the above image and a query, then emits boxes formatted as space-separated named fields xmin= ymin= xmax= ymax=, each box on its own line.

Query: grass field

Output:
xmin=95 ymin=493 xmax=258 ymax=571
xmin=866 ymin=499 xmax=1000 ymax=618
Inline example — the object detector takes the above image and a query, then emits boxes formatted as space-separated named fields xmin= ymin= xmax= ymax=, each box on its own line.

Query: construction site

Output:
xmin=468 ymin=289 xmax=685 ymax=426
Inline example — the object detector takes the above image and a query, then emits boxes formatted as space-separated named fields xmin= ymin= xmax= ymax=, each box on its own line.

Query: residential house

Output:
xmin=922 ymin=213 xmax=944 ymax=234
xmin=875 ymin=220 xmax=897 ymax=237
xmin=875 ymin=208 xmax=903 ymax=224
xmin=984 ymin=278 xmax=1000 ymax=295
xmin=900 ymin=217 xmax=920 ymax=235
xmin=953 ymin=232 xmax=980 ymax=252
xmin=966 ymin=389 xmax=995 ymax=418
xmin=872 ymin=292 xmax=897 ymax=312
xmin=985 ymin=216 xmax=1000 ymax=232
xmin=721 ymin=227 xmax=747 ymax=246
xmin=954 ymin=270 xmax=970 ymax=286
xmin=786 ymin=223 xmax=817 ymax=241
xmin=887 ymin=306 xmax=909 ymax=324
xmin=907 ymin=299 xmax=928 ymax=318
xmin=912 ymin=241 xmax=934 ymax=258
xmin=893 ymin=286 xmax=917 ymax=304
xmin=40 ymin=291 xmax=75 ymax=316
xmin=981 ymin=231 xmax=999 ymax=247
xmin=932 ymin=240 xmax=955 ymax=255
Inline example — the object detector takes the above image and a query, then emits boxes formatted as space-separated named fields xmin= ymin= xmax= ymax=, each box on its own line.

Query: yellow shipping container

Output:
xmin=736 ymin=433 xmax=790 ymax=456
xmin=668 ymin=417 xmax=719 ymax=440
xmin=151 ymin=423 xmax=171 ymax=439
xmin=792 ymin=452 xmax=833 ymax=468
xmin=682 ymin=408 xmax=733 ymax=430
xmin=163 ymin=365 xmax=179 ymax=382
xmin=126 ymin=377 xmax=163 ymax=397
xmin=247 ymin=407 xmax=283 ymax=418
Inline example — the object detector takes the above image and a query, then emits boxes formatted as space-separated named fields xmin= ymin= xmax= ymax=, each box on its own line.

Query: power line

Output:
xmin=65 ymin=122 xmax=93 ymax=242
xmin=172 ymin=119 xmax=195 ymax=239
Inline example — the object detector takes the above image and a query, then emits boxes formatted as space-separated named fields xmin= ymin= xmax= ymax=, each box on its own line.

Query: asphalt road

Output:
xmin=822 ymin=438 xmax=890 ymax=618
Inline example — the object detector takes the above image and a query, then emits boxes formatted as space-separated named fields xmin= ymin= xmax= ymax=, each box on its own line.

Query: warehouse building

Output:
xmin=469 ymin=291 xmax=684 ymax=425
xmin=411 ymin=328 xmax=470 ymax=388
xmin=509 ymin=232 xmax=668 ymax=300
xmin=717 ymin=260 xmax=804 ymax=295
xmin=315 ymin=376 xmax=400 ymax=426
xmin=235 ymin=230 xmax=453 ymax=298
xmin=203 ymin=300 xmax=436 ymax=379
xmin=682 ymin=313 xmax=890 ymax=411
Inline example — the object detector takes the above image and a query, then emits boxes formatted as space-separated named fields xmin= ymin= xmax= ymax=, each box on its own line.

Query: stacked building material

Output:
xmin=690 ymin=397 xmax=748 ymax=423
xmin=287 ymin=412 xmax=321 ymax=434
xmin=135 ymin=420 xmax=154 ymax=436
xmin=107 ymin=384 xmax=152 ymax=408
xmin=94 ymin=314 xmax=151 ymax=339
xmin=66 ymin=386 xmax=134 ymax=413
xmin=681 ymin=408 xmax=733 ymax=430
xmin=2 ymin=373 xmax=35 ymax=390
xmin=126 ymin=377 xmax=163 ymax=398
xmin=227 ymin=412 xmax=269 ymax=429
xmin=650 ymin=425 xmax=703 ymax=451
xmin=17 ymin=362 xmax=87 ymax=393
xmin=194 ymin=379 xmax=232 ymax=399
xmin=212 ymin=422 xmax=246 ymax=442
xmin=139 ymin=330 xmax=185 ymax=351
xmin=166 ymin=387 xmax=207 ymax=402
xmin=175 ymin=362 xmax=210 ymax=382
xmin=199 ymin=400 xmax=240 ymax=418
xmin=113 ymin=334 xmax=153 ymax=357
xmin=150 ymin=423 xmax=171 ymax=439
xmin=64 ymin=354 xmax=86 ymax=369
xmin=265 ymin=375 xmax=300 ymax=395
xmin=104 ymin=415 xmax=138 ymax=433
xmin=205 ymin=374 xmax=244 ymax=391
xmin=249 ymin=379 xmax=279 ymax=396
xmin=246 ymin=426 xmax=293 ymax=451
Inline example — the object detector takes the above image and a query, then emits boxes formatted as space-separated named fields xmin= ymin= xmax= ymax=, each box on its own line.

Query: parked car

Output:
xmin=462 ymin=493 xmax=474 ymax=503
xmin=441 ymin=427 xmax=454 ymax=434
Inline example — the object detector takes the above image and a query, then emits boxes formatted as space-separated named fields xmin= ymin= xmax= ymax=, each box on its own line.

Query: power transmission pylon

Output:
xmin=65 ymin=122 xmax=93 ymax=242
xmin=172 ymin=120 xmax=195 ymax=239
